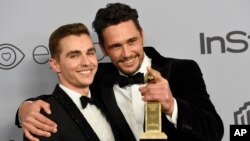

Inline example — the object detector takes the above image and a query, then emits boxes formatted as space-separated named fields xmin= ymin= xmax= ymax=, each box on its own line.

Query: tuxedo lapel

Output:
xmin=94 ymin=52 xmax=172 ymax=141
xmin=94 ymin=64 xmax=136 ymax=141
xmin=102 ymin=85 xmax=136 ymax=141
xmin=52 ymin=85 xmax=100 ymax=141
xmin=144 ymin=47 xmax=172 ymax=79
xmin=90 ymin=89 xmax=121 ymax=141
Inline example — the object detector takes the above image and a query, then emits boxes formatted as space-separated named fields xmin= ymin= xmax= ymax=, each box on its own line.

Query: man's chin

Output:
xmin=120 ymin=69 xmax=138 ymax=75
xmin=80 ymin=80 xmax=93 ymax=85
xmin=119 ymin=64 xmax=141 ymax=74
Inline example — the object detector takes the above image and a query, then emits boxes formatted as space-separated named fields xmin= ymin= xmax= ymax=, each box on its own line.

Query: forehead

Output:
xmin=102 ymin=20 xmax=140 ymax=44
xmin=59 ymin=34 xmax=93 ymax=52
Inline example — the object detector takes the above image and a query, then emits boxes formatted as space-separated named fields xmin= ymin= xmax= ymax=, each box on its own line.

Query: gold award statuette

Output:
xmin=140 ymin=73 xmax=168 ymax=141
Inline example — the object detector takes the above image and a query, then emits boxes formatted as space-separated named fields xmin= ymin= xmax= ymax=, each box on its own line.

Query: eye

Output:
xmin=113 ymin=44 xmax=121 ymax=48
xmin=88 ymin=51 xmax=96 ymax=55
xmin=70 ymin=53 xmax=78 ymax=58
xmin=128 ymin=39 xmax=136 ymax=45
xmin=109 ymin=44 xmax=121 ymax=49
xmin=0 ymin=43 xmax=25 ymax=70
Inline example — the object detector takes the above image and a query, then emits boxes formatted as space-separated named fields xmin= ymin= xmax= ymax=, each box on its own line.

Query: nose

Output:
xmin=80 ymin=55 xmax=90 ymax=66
xmin=121 ymin=45 xmax=131 ymax=58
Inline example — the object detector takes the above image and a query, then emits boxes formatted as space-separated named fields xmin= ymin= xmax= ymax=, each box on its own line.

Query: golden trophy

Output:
xmin=140 ymin=73 xmax=168 ymax=141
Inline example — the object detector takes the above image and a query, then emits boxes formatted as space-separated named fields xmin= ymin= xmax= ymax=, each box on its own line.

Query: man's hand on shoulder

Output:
xmin=19 ymin=100 xmax=57 ymax=141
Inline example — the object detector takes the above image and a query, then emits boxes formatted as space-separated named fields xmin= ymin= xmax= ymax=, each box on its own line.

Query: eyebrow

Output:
xmin=66 ymin=50 xmax=81 ymax=57
xmin=127 ymin=37 xmax=138 ymax=42
xmin=87 ymin=47 xmax=96 ymax=52
xmin=108 ymin=36 xmax=139 ymax=48
xmin=65 ymin=47 xmax=96 ymax=57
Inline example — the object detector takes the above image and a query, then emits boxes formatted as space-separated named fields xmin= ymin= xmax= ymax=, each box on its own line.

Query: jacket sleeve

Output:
xmin=163 ymin=60 xmax=224 ymax=141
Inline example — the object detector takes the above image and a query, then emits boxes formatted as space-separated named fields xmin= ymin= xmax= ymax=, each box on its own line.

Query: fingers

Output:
xmin=146 ymin=67 xmax=166 ymax=83
xmin=23 ymin=111 xmax=57 ymax=133
xmin=140 ymin=83 xmax=168 ymax=100
xmin=34 ymin=113 xmax=57 ymax=131
xmin=139 ymin=67 xmax=175 ymax=115
xmin=139 ymin=83 xmax=175 ymax=115
xmin=19 ymin=100 xmax=57 ymax=139
xmin=35 ymin=100 xmax=51 ymax=115
xmin=23 ymin=128 xmax=39 ymax=141
xmin=23 ymin=119 xmax=52 ymax=137
xmin=34 ymin=101 xmax=57 ymax=132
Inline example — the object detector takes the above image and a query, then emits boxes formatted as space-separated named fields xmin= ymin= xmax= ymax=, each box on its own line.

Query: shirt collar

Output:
xmin=59 ymin=84 xmax=91 ymax=109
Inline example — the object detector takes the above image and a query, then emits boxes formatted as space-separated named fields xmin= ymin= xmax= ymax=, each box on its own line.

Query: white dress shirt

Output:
xmin=113 ymin=54 xmax=178 ymax=141
xmin=59 ymin=84 xmax=115 ymax=141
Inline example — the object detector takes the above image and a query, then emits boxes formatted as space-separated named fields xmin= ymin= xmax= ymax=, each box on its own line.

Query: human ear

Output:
xmin=49 ymin=58 xmax=61 ymax=73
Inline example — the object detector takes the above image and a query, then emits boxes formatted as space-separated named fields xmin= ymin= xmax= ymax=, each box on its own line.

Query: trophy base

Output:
xmin=140 ymin=132 xmax=168 ymax=141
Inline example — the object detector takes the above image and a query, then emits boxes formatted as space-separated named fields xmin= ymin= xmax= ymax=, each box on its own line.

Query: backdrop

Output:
xmin=1 ymin=0 xmax=250 ymax=141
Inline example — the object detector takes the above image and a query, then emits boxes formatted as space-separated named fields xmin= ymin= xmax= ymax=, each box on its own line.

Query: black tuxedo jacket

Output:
xmin=23 ymin=84 xmax=120 ymax=141
xmin=90 ymin=47 xmax=224 ymax=141
xmin=17 ymin=47 xmax=224 ymax=141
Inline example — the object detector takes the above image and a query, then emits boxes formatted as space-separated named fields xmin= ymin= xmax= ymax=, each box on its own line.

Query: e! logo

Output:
xmin=32 ymin=45 xmax=50 ymax=64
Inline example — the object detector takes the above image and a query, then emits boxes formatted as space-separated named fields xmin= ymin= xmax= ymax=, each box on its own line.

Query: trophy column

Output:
xmin=140 ymin=73 xmax=168 ymax=141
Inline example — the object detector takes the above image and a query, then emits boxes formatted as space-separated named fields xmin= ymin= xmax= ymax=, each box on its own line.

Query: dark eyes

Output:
xmin=70 ymin=53 xmax=78 ymax=58
xmin=128 ymin=39 xmax=136 ymax=45
xmin=111 ymin=44 xmax=121 ymax=49
xmin=110 ymin=40 xmax=136 ymax=49
xmin=69 ymin=51 xmax=95 ymax=58
xmin=87 ymin=51 xmax=96 ymax=55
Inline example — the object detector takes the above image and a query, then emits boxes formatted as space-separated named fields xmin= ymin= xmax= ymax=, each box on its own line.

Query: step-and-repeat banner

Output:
xmin=1 ymin=0 xmax=249 ymax=141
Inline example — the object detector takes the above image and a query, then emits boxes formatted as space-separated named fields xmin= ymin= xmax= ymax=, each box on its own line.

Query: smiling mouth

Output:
xmin=122 ymin=56 xmax=136 ymax=65
xmin=78 ymin=70 xmax=92 ymax=75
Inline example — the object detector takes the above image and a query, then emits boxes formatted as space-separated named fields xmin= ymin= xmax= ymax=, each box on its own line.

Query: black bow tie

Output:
xmin=117 ymin=72 xmax=145 ymax=87
xmin=80 ymin=96 xmax=98 ymax=109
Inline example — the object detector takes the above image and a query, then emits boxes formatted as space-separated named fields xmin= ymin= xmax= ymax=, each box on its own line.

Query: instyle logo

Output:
xmin=0 ymin=43 xmax=25 ymax=70
xmin=200 ymin=31 xmax=249 ymax=54
xmin=234 ymin=101 xmax=250 ymax=125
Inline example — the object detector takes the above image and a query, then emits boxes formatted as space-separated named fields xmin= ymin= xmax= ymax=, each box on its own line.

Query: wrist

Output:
xmin=18 ymin=101 xmax=33 ymax=126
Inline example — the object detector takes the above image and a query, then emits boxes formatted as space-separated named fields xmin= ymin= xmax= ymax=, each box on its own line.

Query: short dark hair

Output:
xmin=92 ymin=3 xmax=142 ymax=45
xmin=49 ymin=23 xmax=90 ymax=60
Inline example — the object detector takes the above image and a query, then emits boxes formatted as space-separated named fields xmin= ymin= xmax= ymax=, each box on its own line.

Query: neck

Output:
xmin=59 ymin=83 xmax=90 ymax=97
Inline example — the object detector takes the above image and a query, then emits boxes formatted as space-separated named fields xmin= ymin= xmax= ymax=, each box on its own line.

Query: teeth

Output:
xmin=124 ymin=57 xmax=135 ymax=64
xmin=79 ymin=70 xmax=91 ymax=74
